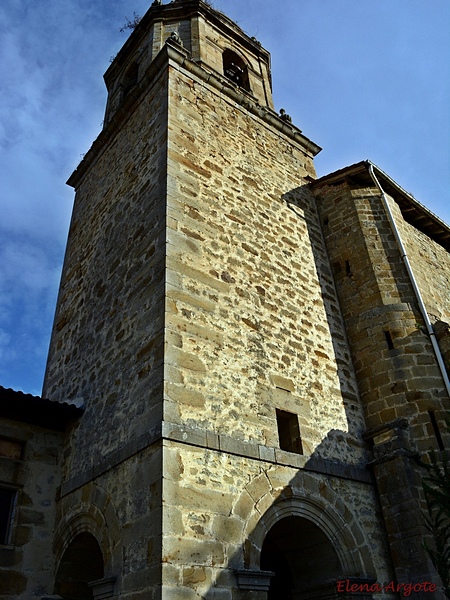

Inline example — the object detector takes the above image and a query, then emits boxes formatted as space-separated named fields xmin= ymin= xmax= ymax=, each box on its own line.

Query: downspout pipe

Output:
xmin=368 ymin=163 xmax=450 ymax=399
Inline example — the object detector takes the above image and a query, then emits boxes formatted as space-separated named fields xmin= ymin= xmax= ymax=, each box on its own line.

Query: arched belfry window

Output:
xmin=222 ymin=49 xmax=250 ymax=91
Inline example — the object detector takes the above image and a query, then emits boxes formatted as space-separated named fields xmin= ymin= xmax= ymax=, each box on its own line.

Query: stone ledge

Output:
xmin=162 ymin=423 xmax=371 ymax=483
xmin=59 ymin=421 xmax=372 ymax=498
xmin=58 ymin=425 xmax=162 ymax=498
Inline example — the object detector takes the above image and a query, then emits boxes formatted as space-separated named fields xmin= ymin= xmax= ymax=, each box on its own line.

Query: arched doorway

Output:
xmin=55 ymin=532 xmax=104 ymax=599
xmin=260 ymin=516 xmax=342 ymax=599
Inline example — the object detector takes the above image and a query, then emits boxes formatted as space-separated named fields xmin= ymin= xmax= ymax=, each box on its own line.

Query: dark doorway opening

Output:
xmin=260 ymin=516 xmax=342 ymax=599
xmin=55 ymin=532 xmax=104 ymax=599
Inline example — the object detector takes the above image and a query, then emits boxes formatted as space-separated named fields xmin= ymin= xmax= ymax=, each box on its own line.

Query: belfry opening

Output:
xmin=222 ymin=49 xmax=250 ymax=91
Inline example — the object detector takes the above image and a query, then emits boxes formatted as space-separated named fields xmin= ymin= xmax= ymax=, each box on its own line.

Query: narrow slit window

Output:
xmin=276 ymin=409 xmax=303 ymax=454
xmin=428 ymin=411 xmax=445 ymax=451
xmin=0 ymin=487 xmax=17 ymax=545
xmin=384 ymin=330 xmax=394 ymax=350
xmin=345 ymin=260 xmax=352 ymax=276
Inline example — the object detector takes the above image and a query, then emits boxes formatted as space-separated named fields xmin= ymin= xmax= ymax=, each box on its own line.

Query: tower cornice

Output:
xmin=68 ymin=39 xmax=321 ymax=189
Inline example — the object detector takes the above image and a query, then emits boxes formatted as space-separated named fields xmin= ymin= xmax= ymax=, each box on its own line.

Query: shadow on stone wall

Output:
xmin=196 ymin=186 xmax=396 ymax=599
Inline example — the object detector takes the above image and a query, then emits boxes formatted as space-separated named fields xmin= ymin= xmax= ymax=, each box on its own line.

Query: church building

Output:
xmin=1 ymin=1 xmax=450 ymax=598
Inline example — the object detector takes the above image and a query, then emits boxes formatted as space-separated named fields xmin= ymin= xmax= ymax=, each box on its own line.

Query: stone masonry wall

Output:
xmin=0 ymin=419 xmax=62 ymax=600
xmin=314 ymin=179 xmax=449 ymax=589
xmin=389 ymin=198 xmax=450 ymax=446
xmin=314 ymin=183 xmax=448 ymax=447
xmin=160 ymin=62 xmax=396 ymax=597
xmin=391 ymin=200 xmax=450 ymax=387
xmin=164 ymin=61 xmax=368 ymax=464
xmin=43 ymin=68 xmax=168 ymax=479
xmin=161 ymin=442 xmax=395 ymax=599
xmin=391 ymin=201 xmax=450 ymax=324
xmin=54 ymin=443 xmax=162 ymax=600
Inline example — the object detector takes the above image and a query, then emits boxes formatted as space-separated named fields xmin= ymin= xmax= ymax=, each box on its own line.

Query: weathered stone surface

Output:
xmin=24 ymin=2 xmax=449 ymax=599
xmin=0 ymin=419 xmax=63 ymax=598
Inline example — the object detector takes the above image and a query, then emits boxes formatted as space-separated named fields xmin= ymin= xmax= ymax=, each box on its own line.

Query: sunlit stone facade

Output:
xmin=1 ymin=1 xmax=449 ymax=599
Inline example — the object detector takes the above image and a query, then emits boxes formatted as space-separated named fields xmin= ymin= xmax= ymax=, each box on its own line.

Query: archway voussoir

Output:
xmin=243 ymin=483 xmax=376 ymax=582
xmin=255 ymin=492 xmax=273 ymax=516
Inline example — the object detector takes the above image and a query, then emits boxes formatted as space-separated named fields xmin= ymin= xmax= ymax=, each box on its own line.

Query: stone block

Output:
xmin=206 ymin=430 xmax=220 ymax=450
xmin=164 ymin=479 xmax=232 ymax=516
xmin=166 ymin=314 xmax=224 ymax=345
xmin=207 ymin=589 xmax=232 ymax=600
xmin=163 ymin=447 xmax=184 ymax=481
xmin=182 ymin=565 xmax=212 ymax=587
xmin=245 ymin=473 xmax=271 ymax=503
xmin=255 ymin=492 xmax=273 ymax=516
xmin=166 ymin=255 xmax=229 ymax=293
xmin=232 ymin=489 xmax=255 ymax=521
xmin=219 ymin=435 xmax=259 ymax=459
xmin=269 ymin=374 xmax=295 ymax=392
xmin=165 ymin=346 xmax=206 ymax=372
xmin=165 ymin=383 xmax=205 ymax=408
xmin=163 ymin=423 xmax=207 ymax=448
xmin=212 ymin=514 xmax=245 ymax=545
xmin=258 ymin=445 xmax=275 ymax=463
xmin=265 ymin=465 xmax=296 ymax=491
xmin=162 ymin=535 xmax=224 ymax=566
xmin=166 ymin=286 xmax=216 ymax=312
xmin=0 ymin=569 xmax=27 ymax=595
xmin=162 ymin=586 xmax=200 ymax=600
xmin=162 ymin=504 xmax=186 ymax=536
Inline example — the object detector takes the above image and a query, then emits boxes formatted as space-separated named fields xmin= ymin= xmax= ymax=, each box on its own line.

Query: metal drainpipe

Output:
xmin=368 ymin=163 xmax=450 ymax=398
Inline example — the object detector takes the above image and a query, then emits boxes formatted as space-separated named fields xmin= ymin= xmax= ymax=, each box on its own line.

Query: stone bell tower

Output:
xmin=43 ymin=1 xmax=407 ymax=598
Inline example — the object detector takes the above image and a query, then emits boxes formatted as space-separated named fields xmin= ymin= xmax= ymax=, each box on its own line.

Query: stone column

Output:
xmin=88 ymin=577 xmax=117 ymax=600
xmin=235 ymin=570 xmax=274 ymax=599
xmin=366 ymin=420 xmax=444 ymax=598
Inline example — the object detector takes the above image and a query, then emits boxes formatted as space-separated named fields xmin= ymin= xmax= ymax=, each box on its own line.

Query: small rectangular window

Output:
xmin=428 ymin=411 xmax=445 ymax=451
xmin=0 ymin=437 xmax=23 ymax=460
xmin=384 ymin=331 xmax=394 ymax=350
xmin=0 ymin=487 xmax=17 ymax=545
xmin=276 ymin=409 xmax=303 ymax=454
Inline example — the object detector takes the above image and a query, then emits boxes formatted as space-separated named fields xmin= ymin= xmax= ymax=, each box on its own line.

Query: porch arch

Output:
xmin=239 ymin=472 xmax=377 ymax=586
xmin=54 ymin=531 xmax=104 ymax=599
xmin=53 ymin=483 xmax=122 ymax=594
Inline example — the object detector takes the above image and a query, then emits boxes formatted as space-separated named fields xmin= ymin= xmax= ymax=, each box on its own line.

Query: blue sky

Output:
xmin=1 ymin=0 xmax=449 ymax=395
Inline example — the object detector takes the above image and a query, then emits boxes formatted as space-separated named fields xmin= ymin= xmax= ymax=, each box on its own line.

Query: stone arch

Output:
xmin=54 ymin=531 xmax=104 ymax=599
xmin=53 ymin=483 xmax=122 ymax=592
xmin=222 ymin=48 xmax=250 ymax=91
xmin=238 ymin=471 xmax=377 ymax=582
xmin=261 ymin=515 xmax=343 ymax=599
